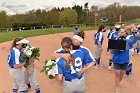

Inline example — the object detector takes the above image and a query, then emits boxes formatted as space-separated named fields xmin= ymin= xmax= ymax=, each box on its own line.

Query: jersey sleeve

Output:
xmin=56 ymin=59 xmax=64 ymax=74
xmin=82 ymin=48 xmax=95 ymax=65
xmin=99 ymin=32 xmax=103 ymax=41
xmin=14 ymin=50 xmax=20 ymax=64
xmin=19 ymin=52 xmax=25 ymax=62
xmin=55 ymin=48 xmax=64 ymax=53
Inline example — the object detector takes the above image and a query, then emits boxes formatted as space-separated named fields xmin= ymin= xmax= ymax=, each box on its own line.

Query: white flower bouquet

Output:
xmin=23 ymin=45 xmax=40 ymax=68
xmin=41 ymin=59 xmax=56 ymax=79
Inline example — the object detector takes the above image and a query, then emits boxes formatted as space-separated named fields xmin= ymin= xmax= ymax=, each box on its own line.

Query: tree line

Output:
xmin=0 ymin=2 xmax=140 ymax=29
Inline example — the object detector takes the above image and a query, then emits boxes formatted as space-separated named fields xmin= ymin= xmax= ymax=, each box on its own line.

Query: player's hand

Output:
xmin=29 ymin=58 xmax=35 ymax=63
xmin=22 ymin=62 xmax=26 ymax=65
xmin=62 ymin=53 xmax=71 ymax=60
xmin=77 ymin=67 xmax=86 ymax=76
xmin=100 ymin=47 xmax=103 ymax=51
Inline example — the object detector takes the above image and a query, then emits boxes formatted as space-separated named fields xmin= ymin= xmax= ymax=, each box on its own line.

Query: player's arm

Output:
xmin=98 ymin=33 xmax=103 ymax=50
xmin=77 ymin=62 xmax=94 ymax=76
xmin=55 ymin=74 xmax=63 ymax=81
xmin=51 ymin=53 xmax=70 ymax=60
xmin=78 ymin=50 xmax=95 ymax=76
xmin=13 ymin=52 xmax=26 ymax=69
xmin=14 ymin=62 xmax=26 ymax=69
xmin=55 ymin=60 xmax=64 ymax=81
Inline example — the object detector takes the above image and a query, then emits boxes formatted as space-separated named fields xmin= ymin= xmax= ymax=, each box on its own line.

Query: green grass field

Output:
xmin=0 ymin=26 xmax=98 ymax=43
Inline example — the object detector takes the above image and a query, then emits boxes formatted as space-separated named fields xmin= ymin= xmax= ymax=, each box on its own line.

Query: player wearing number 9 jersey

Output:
xmin=55 ymin=37 xmax=86 ymax=93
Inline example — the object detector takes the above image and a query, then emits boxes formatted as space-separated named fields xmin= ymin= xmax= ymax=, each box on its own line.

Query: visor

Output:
xmin=115 ymin=25 xmax=121 ymax=28
xmin=16 ymin=38 xmax=30 ymax=44
xmin=72 ymin=35 xmax=83 ymax=42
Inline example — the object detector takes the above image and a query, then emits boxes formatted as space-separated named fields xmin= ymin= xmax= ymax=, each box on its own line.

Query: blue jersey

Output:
xmin=94 ymin=32 xmax=104 ymax=45
xmin=110 ymin=31 xmax=119 ymax=40
xmin=112 ymin=50 xmax=129 ymax=64
xmin=8 ymin=47 xmax=23 ymax=68
xmin=56 ymin=50 xmax=84 ymax=80
xmin=107 ymin=30 xmax=113 ymax=39
xmin=56 ymin=46 xmax=95 ymax=65
xmin=136 ymin=30 xmax=140 ymax=40
xmin=126 ymin=34 xmax=137 ymax=49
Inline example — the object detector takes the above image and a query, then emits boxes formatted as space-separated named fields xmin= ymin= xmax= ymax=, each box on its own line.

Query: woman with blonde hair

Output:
xmin=112 ymin=27 xmax=137 ymax=93
xmin=125 ymin=25 xmax=137 ymax=76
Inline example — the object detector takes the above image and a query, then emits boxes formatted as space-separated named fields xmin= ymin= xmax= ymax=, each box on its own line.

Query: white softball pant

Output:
xmin=9 ymin=68 xmax=27 ymax=92
xmin=24 ymin=68 xmax=40 ymax=89
xmin=94 ymin=44 xmax=101 ymax=59
xmin=63 ymin=76 xmax=86 ymax=93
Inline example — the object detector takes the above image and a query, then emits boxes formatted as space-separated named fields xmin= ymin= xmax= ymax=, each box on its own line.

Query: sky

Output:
xmin=0 ymin=0 xmax=140 ymax=14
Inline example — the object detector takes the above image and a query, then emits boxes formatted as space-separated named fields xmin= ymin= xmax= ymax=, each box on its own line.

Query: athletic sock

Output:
xmin=129 ymin=63 xmax=132 ymax=74
xmin=97 ymin=58 xmax=100 ymax=65
xmin=20 ymin=90 xmax=26 ymax=93
xmin=12 ymin=89 xmax=18 ymax=93
xmin=35 ymin=85 xmax=40 ymax=93
xmin=27 ymin=82 xmax=31 ymax=89
xmin=109 ymin=59 xmax=112 ymax=66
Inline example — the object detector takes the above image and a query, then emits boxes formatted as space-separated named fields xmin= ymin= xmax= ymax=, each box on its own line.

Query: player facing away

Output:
xmin=93 ymin=25 xmax=105 ymax=69
xmin=8 ymin=38 xmax=29 ymax=93
xmin=55 ymin=37 xmax=88 ymax=93
xmin=108 ymin=25 xmax=121 ymax=70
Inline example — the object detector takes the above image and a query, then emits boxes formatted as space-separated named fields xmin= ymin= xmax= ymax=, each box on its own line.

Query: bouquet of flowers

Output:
xmin=23 ymin=45 xmax=40 ymax=75
xmin=41 ymin=59 xmax=56 ymax=79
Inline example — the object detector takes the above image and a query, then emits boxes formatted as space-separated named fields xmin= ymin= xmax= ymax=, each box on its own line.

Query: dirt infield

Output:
xmin=0 ymin=31 xmax=140 ymax=93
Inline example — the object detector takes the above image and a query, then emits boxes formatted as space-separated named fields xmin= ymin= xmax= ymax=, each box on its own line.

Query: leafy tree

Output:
xmin=59 ymin=8 xmax=78 ymax=25
xmin=0 ymin=11 xmax=9 ymax=28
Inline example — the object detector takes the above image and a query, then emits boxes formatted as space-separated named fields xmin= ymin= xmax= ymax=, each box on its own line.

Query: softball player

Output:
xmin=73 ymin=26 xmax=80 ymax=35
xmin=93 ymin=25 xmax=105 ymax=69
xmin=112 ymin=29 xmax=136 ymax=93
xmin=125 ymin=26 xmax=137 ymax=76
xmin=8 ymin=38 xmax=29 ymax=93
xmin=23 ymin=55 xmax=40 ymax=93
xmin=107 ymin=27 xmax=114 ymax=53
xmin=135 ymin=25 xmax=140 ymax=54
xmin=20 ymin=43 xmax=40 ymax=93
xmin=108 ymin=25 xmax=120 ymax=70
xmin=52 ymin=31 xmax=95 ymax=71
xmin=56 ymin=37 xmax=86 ymax=93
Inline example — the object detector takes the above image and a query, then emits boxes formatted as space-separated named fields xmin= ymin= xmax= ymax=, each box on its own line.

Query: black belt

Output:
xmin=65 ymin=76 xmax=82 ymax=82
xmin=10 ymin=66 xmax=14 ymax=68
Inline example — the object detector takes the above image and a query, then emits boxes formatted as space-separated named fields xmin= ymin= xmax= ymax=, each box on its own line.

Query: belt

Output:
xmin=10 ymin=66 xmax=14 ymax=68
xmin=65 ymin=76 xmax=82 ymax=82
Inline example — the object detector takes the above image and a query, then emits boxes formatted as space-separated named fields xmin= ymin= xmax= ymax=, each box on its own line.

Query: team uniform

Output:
xmin=107 ymin=29 xmax=114 ymax=40
xmin=135 ymin=29 xmax=140 ymax=53
xmin=56 ymin=50 xmax=86 ymax=93
xmin=8 ymin=47 xmax=27 ymax=93
xmin=112 ymin=37 xmax=129 ymax=70
xmin=56 ymin=46 xmax=95 ymax=93
xmin=56 ymin=45 xmax=95 ymax=66
xmin=73 ymin=28 xmax=80 ymax=35
xmin=108 ymin=31 xmax=119 ymax=69
xmin=125 ymin=33 xmax=137 ymax=75
xmin=112 ymin=34 xmax=137 ymax=71
xmin=23 ymin=66 xmax=40 ymax=93
xmin=94 ymin=32 xmax=104 ymax=66
xmin=107 ymin=29 xmax=113 ymax=52
xmin=20 ymin=50 xmax=40 ymax=93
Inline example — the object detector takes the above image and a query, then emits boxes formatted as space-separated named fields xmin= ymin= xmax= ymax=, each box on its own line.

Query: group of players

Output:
xmin=8 ymin=38 xmax=40 ymax=93
xmin=7 ymin=24 xmax=140 ymax=93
